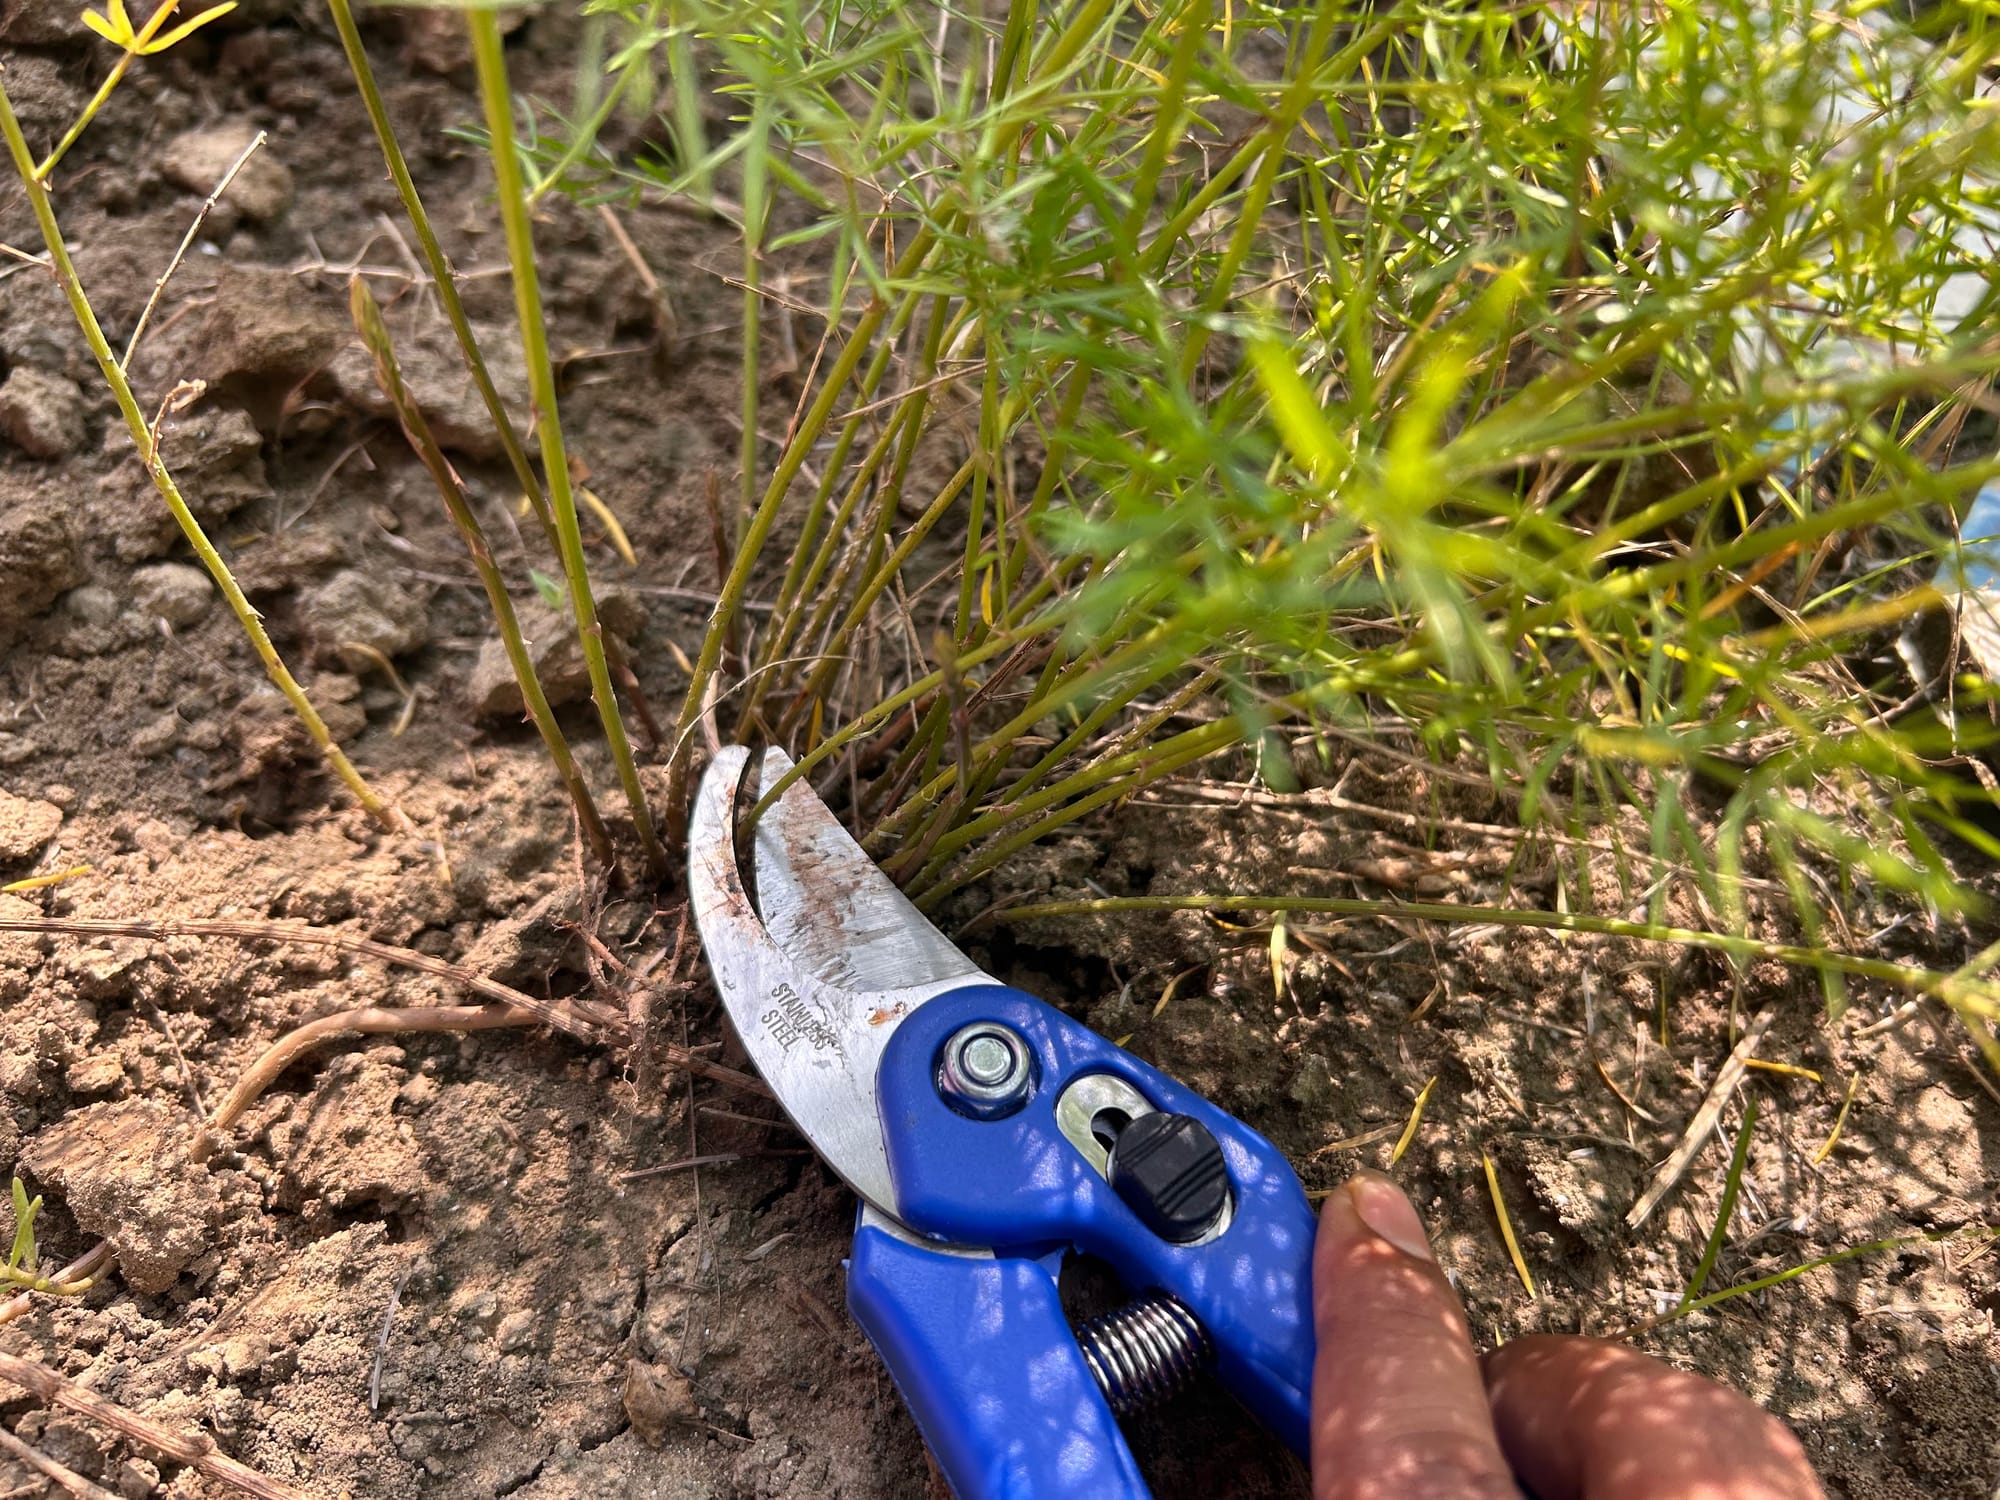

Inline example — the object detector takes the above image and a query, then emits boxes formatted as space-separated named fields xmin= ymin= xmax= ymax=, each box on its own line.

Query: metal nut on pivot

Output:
xmin=937 ymin=1022 xmax=1034 ymax=1119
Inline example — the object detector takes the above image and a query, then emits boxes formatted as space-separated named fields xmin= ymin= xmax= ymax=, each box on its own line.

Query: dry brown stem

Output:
xmin=0 ymin=1348 xmax=309 ymax=1500
xmin=0 ymin=1422 xmax=118 ymax=1500
xmin=1626 ymin=1008 xmax=1777 ymax=1229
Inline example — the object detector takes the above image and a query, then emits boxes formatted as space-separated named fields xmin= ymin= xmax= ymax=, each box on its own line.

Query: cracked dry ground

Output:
xmin=2 ymin=5 xmax=1998 ymax=1498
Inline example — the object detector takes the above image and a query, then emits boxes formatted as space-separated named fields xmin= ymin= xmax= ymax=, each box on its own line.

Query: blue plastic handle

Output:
xmin=847 ymin=1217 xmax=1153 ymax=1500
xmin=872 ymin=983 xmax=1317 ymax=1461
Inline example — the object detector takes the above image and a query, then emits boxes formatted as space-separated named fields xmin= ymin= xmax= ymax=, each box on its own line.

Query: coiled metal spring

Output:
xmin=1075 ymin=1294 xmax=1214 ymax=1416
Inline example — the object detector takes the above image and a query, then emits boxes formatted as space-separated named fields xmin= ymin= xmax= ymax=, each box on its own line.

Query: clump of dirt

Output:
xmin=0 ymin=8 xmax=1994 ymax=1500
xmin=19 ymin=1099 xmax=221 ymax=1295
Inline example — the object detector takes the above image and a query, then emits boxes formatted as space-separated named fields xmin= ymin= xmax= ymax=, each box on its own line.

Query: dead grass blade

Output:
xmin=1627 ymin=1009 xmax=1776 ymax=1230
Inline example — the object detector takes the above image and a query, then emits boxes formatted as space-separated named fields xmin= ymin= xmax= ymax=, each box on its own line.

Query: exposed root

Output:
xmin=0 ymin=914 xmax=622 ymax=1043
xmin=193 ymin=1003 xmax=542 ymax=1161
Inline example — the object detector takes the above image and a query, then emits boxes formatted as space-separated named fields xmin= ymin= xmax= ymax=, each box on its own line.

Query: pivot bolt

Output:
xmin=937 ymin=1022 xmax=1035 ymax=1119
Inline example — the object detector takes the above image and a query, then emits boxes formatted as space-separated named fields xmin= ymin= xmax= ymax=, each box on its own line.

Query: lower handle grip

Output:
xmin=846 ymin=1213 xmax=1151 ymax=1500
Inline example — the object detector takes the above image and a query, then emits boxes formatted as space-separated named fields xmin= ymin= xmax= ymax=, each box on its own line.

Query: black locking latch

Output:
xmin=1106 ymin=1112 xmax=1230 ymax=1244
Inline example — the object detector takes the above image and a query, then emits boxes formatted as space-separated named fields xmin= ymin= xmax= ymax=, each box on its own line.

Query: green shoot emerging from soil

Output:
xmin=4 ymin=1178 xmax=92 ymax=1297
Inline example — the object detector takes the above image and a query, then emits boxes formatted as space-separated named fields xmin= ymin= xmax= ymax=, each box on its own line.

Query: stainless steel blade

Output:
xmin=749 ymin=748 xmax=979 ymax=994
xmin=687 ymin=746 xmax=990 ymax=1214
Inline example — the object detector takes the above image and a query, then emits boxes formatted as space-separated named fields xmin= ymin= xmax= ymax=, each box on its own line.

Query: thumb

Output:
xmin=1311 ymin=1170 xmax=1519 ymax=1500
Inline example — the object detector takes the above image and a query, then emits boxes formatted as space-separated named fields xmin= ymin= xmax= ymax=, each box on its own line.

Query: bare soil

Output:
xmin=0 ymin=10 xmax=1996 ymax=1500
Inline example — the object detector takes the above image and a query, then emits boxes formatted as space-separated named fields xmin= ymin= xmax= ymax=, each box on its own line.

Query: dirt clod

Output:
xmin=624 ymin=1357 xmax=701 ymax=1446
xmin=0 ymin=497 xmax=81 ymax=641
xmin=115 ymin=1457 xmax=161 ymax=1499
xmin=469 ymin=588 xmax=646 ymax=718
xmin=300 ymin=567 xmax=431 ymax=668
xmin=161 ymin=122 xmax=296 ymax=222
xmin=195 ymin=268 xmax=344 ymax=404
xmin=330 ymin=309 xmax=531 ymax=460
xmin=0 ymin=0 xmax=76 ymax=46
xmin=0 ymin=366 xmax=87 ymax=460
xmin=19 ymin=1097 xmax=221 ymax=1294
xmin=104 ymin=402 xmax=274 ymax=561
xmin=0 ymin=786 xmax=62 ymax=865
xmin=129 ymin=561 xmax=216 ymax=628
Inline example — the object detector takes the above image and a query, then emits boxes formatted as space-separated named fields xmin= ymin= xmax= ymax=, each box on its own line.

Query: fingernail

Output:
xmin=1348 ymin=1172 xmax=1435 ymax=1262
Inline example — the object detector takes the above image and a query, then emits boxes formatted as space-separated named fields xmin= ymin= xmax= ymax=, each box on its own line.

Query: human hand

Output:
xmin=1311 ymin=1170 xmax=1827 ymax=1500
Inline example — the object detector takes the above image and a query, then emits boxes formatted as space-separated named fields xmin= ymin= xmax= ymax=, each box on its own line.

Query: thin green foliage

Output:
xmin=42 ymin=0 xmax=236 ymax=180
xmin=513 ymin=0 xmax=2000 ymax=1013
xmin=1618 ymin=1225 xmax=1998 ymax=1340
xmin=987 ymin=892 xmax=2000 ymax=1043
xmin=324 ymin=0 xmax=561 ymax=554
xmin=4 ymin=1178 xmax=93 ymax=1297
xmin=348 ymin=280 xmax=617 ymax=871
xmin=1680 ymin=1096 xmax=1759 ymax=1310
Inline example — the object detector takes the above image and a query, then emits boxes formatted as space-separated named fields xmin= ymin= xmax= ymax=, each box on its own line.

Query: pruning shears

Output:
xmin=688 ymin=746 xmax=1317 ymax=1499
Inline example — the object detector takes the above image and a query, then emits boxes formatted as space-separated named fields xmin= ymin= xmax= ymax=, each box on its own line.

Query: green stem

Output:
xmin=666 ymin=223 xmax=939 ymax=823
xmin=739 ymin=101 xmax=770 ymax=548
xmin=990 ymin=894 xmax=2000 ymax=1019
xmin=35 ymin=51 xmax=137 ymax=181
xmin=1617 ymin=1229 xmax=1994 ymax=1340
xmin=349 ymin=280 xmax=616 ymax=872
xmin=907 ymin=663 xmax=1219 ymax=890
xmin=471 ymin=11 xmax=665 ymax=876
xmin=761 ymin=299 xmax=958 ymax=735
xmin=0 ymin=75 xmax=402 ymax=832
xmin=327 ymin=0 xmax=559 ymax=555
xmin=1678 ymin=1098 xmax=1757 ymax=1312
xmin=911 ymin=712 xmax=1259 ymax=907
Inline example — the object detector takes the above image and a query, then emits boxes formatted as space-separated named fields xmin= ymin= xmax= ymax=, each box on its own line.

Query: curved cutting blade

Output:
xmin=687 ymin=746 xmax=989 ymax=1214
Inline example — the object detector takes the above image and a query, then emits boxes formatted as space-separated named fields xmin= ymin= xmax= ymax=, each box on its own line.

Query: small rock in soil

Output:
xmin=494 ymin=1308 xmax=536 ymax=1353
xmin=196 ymin=267 xmax=343 ymax=395
xmin=623 ymin=1358 xmax=699 ymax=1447
xmin=129 ymin=711 xmax=182 ymax=758
xmin=299 ymin=568 xmax=430 ymax=668
xmin=64 ymin=1052 xmax=126 ymax=1098
xmin=160 ymin=122 xmax=295 ymax=222
xmin=469 ymin=588 xmax=646 ymax=718
xmin=18 ymin=1097 xmax=221 ymax=1295
xmin=0 ymin=499 xmax=81 ymax=641
xmin=115 ymin=1458 xmax=161 ymax=1500
xmin=0 ymin=786 xmax=62 ymax=865
xmin=235 ymin=525 xmax=349 ymax=595
xmin=64 ymin=585 xmax=122 ymax=626
xmin=222 ymin=1333 xmax=271 ymax=1380
xmin=130 ymin=561 xmax=215 ymax=628
xmin=0 ymin=367 xmax=87 ymax=460
xmin=159 ymin=403 xmax=272 ymax=514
